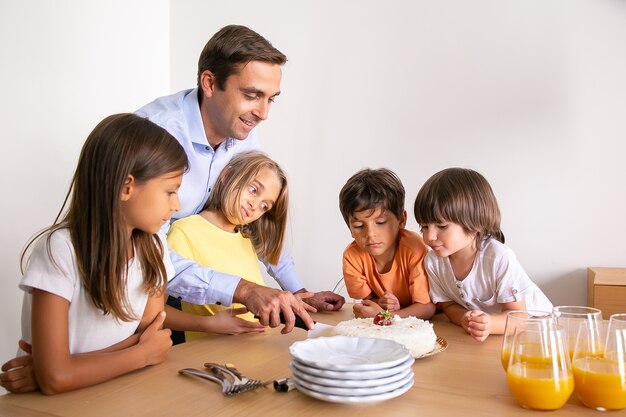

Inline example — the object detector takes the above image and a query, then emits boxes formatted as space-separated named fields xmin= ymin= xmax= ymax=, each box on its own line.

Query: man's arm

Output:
xmin=168 ymin=248 xmax=314 ymax=333
xmin=167 ymin=248 xmax=240 ymax=306
xmin=263 ymin=248 xmax=345 ymax=312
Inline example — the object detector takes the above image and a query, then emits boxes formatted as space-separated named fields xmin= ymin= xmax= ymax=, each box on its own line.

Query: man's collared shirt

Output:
xmin=136 ymin=88 xmax=303 ymax=305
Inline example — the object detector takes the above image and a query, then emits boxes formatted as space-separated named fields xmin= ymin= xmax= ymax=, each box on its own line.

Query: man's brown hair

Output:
xmin=197 ymin=25 xmax=287 ymax=89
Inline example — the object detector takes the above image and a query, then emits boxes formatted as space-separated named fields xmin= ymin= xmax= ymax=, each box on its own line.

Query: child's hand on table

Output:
xmin=353 ymin=299 xmax=384 ymax=318
xmin=208 ymin=307 xmax=266 ymax=335
xmin=463 ymin=310 xmax=491 ymax=342
xmin=0 ymin=340 xmax=38 ymax=393
xmin=379 ymin=291 xmax=400 ymax=311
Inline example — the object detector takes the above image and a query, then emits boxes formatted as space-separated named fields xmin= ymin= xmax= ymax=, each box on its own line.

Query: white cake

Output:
xmin=334 ymin=315 xmax=438 ymax=358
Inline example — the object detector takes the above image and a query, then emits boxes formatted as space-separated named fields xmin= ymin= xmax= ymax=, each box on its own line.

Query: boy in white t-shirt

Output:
xmin=414 ymin=168 xmax=552 ymax=342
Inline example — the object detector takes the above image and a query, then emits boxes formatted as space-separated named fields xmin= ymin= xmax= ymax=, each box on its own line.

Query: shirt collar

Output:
xmin=183 ymin=88 xmax=236 ymax=151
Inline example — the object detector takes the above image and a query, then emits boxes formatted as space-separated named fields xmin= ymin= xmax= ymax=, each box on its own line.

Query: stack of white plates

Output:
xmin=288 ymin=336 xmax=415 ymax=404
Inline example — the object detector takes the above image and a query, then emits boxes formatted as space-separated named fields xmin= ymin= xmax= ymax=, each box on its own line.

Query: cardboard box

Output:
xmin=587 ymin=267 xmax=626 ymax=319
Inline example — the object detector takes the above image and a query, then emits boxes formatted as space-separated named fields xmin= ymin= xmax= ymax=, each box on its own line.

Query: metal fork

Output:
xmin=223 ymin=363 xmax=275 ymax=389
xmin=178 ymin=368 xmax=240 ymax=396
xmin=204 ymin=363 xmax=266 ymax=392
xmin=226 ymin=363 xmax=276 ymax=390
xmin=224 ymin=363 xmax=264 ymax=387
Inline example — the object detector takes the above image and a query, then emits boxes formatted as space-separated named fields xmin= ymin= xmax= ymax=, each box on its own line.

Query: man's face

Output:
xmin=200 ymin=61 xmax=282 ymax=147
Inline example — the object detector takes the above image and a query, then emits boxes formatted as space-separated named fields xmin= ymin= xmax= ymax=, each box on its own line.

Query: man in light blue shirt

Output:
xmin=137 ymin=25 xmax=345 ymax=333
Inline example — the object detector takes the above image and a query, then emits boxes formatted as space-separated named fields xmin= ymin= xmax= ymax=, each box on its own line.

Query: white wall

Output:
xmin=0 ymin=0 xmax=170 ymax=389
xmin=1 ymin=0 xmax=625 ymax=391
xmin=170 ymin=0 xmax=626 ymax=299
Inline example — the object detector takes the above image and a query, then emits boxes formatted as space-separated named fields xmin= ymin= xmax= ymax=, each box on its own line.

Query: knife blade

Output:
xmin=307 ymin=321 xmax=336 ymax=338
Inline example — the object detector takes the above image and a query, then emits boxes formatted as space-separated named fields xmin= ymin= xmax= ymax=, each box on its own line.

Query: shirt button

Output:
xmin=456 ymin=282 xmax=462 ymax=288
xmin=512 ymin=289 xmax=518 ymax=294
xmin=466 ymin=303 xmax=471 ymax=307
xmin=460 ymin=293 xmax=465 ymax=299
xmin=205 ymin=146 xmax=211 ymax=150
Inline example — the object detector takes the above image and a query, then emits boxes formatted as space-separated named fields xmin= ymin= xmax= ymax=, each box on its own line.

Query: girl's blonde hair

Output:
xmin=204 ymin=151 xmax=288 ymax=265
xmin=21 ymin=114 xmax=188 ymax=321
xmin=414 ymin=167 xmax=504 ymax=246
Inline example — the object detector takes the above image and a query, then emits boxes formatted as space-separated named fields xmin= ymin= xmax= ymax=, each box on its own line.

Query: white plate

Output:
xmin=289 ymin=336 xmax=411 ymax=371
xmin=295 ymin=379 xmax=414 ymax=404
xmin=292 ymin=370 xmax=414 ymax=396
xmin=289 ymin=361 xmax=412 ymax=387
xmin=290 ymin=356 xmax=415 ymax=380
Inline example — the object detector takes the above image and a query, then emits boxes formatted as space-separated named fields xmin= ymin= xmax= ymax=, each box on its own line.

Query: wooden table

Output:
xmin=0 ymin=306 xmax=595 ymax=416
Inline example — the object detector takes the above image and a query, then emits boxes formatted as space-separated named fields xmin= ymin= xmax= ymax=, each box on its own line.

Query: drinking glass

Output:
xmin=573 ymin=314 xmax=626 ymax=411
xmin=501 ymin=310 xmax=553 ymax=370
xmin=506 ymin=323 xmax=574 ymax=410
xmin=553 ymin=306 xmax=602 ymax=359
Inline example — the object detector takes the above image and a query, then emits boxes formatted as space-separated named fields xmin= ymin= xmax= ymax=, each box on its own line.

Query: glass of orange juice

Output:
xmin=501 ymin=310 xmax=553 ymax=370
xmin=506 ymin=322 xmax=573 ymax=410
xmin=573 ymin=314 xmax=626 ymax=411
xmin=553 ymin=306 xmax=602 ymax=359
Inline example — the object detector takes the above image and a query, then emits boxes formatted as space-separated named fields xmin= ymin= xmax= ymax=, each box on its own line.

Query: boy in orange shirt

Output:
xmin=339 ymin=168 xmax=436 ymax=319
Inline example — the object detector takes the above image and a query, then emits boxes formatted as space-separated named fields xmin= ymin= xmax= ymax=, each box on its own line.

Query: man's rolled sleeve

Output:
xmin=167 ymin=248 xmax=241 ymax=306
xmin=263 ymin=248 xmax=304 ymax=294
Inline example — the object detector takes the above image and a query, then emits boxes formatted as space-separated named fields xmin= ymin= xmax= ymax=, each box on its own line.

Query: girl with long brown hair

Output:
xmin=16 ymin=113 xmax=188 ymax=394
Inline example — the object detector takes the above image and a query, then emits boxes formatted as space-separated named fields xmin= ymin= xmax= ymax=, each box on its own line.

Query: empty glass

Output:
xmin=553 ymin=306 xmax=602 ymax=359
xmin=573 ymin=314 xmax=626 ymax=411
xmin=506 ymin=323 xmax=573 ymax=410
xmin=501 ymin=310 xmax=553 ymax=370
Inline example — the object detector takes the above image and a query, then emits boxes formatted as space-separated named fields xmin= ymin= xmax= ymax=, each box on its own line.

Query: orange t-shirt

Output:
xmin=342 ymin=229 xmax=430 ymax=307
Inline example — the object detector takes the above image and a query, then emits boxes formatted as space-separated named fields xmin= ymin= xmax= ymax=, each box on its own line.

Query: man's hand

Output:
xmin=234 ymin=280 xmax=314 ymax=334
xmin=0 ymin=340 xmax=38 ymax=393
xmin=297 ymin=289 xmax=345 ymax=312
xmin=294 ymin=290 xmax=317 ymax=313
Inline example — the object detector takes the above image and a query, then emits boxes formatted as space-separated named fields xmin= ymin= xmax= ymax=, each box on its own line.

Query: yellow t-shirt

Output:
xmin=167 ymin=214 xmax=265 ymax=341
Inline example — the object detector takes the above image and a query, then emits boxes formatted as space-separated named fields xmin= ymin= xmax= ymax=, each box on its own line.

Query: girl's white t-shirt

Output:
xmin=425 ymin=238 xmax=553 ymax=314
xmin=19 ymin=228 xmax=174 ymax=354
